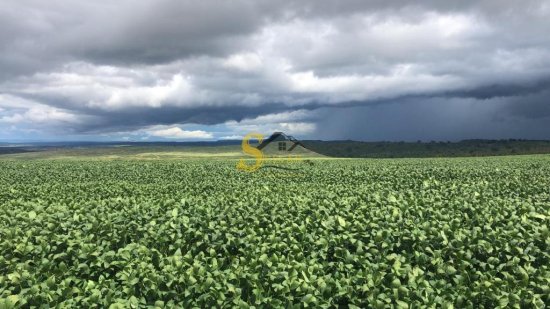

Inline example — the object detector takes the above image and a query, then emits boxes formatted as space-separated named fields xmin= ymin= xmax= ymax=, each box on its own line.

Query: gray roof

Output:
xmin=257 ymin=132 xmax=306 ymax=151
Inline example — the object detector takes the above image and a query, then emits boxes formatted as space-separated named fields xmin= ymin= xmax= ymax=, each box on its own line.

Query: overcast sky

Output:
xmin=1 ymin=0 xmax=550 ymax=142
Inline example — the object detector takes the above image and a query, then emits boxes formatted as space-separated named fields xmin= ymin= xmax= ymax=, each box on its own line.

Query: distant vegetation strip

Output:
xmin=302 ymin=139 xmax=550 ymax=158
xmin=0 ymin=147 xmax=34 ymax=155
xmin=2 ymin=139 xmax=550 ymax=158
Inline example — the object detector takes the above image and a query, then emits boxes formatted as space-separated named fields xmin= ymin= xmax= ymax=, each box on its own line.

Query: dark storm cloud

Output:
xmin=447 ymin=79 xmax=550 ymax=100
xmin=501 ymin=90 xmax=550 ymax=120
xmin=2 ymin=0 xmax=546 ymax=70
xmin=61 ymin=103 xmax=302 ymax=134
xmin=63 ymin=1 xmax=270 ymax=65
xmin=1 ymin=0 xmax=550 ymax=140
xmin=314 ymin=96 xmax=550 ymax=141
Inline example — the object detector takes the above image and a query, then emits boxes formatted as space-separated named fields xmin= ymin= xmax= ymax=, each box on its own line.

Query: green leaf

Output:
xmin=337 ymin=216 xmax=346 ymax=227
xmin=28 ymin=211 xmax=37 ymax=220
xmin=391 ymin=278 xmax=401 ymax=288
xmin=447 ymin=266 xmax=457 ymax=275
xmin=7 ymin=295 xmax=19 ymax=305
xmin=530 ymin=213 xmax=546 ymax=220
xmin=301 ymin=294 xmax=316 ymax=303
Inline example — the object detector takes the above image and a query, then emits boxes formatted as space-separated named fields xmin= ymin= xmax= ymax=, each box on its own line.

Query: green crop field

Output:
xmin=0 ymin=155 xmax=549 ymax=308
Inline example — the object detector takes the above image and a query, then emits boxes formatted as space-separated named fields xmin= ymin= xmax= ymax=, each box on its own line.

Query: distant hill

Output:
xmin=301 ymin=139 xmax=550 ymax=158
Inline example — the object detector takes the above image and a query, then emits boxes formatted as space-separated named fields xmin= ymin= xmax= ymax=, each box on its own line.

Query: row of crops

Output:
xmin=0 ymin=156 xmax=549 ymax=307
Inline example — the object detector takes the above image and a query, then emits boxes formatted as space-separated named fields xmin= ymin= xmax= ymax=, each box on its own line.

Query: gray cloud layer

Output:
xmin=1 ymin=0 xmax=549 ymax=140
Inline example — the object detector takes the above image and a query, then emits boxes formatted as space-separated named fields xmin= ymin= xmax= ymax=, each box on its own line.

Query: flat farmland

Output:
xmin=0 ymin=155 xmax=549 ymax=308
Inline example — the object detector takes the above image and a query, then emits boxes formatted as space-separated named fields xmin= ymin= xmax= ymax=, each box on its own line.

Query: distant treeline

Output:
xmin=301 ymin=139 xmax=550 ymax=158
xmin=3 ymin=139 xmax=550 ymax=158
xmin=0 ymin=147 xmax=34 ymax=155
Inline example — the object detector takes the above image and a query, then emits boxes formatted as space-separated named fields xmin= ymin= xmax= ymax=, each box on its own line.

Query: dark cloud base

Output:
xmin=314 ymin=96 xmax=550 ymax=141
